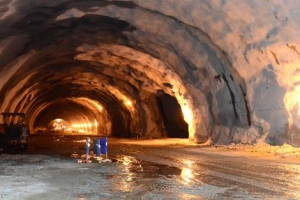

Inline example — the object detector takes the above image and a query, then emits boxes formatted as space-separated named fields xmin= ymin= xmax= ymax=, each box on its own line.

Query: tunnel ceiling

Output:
xmin=1 ymin=0 xmax=300 ymax=145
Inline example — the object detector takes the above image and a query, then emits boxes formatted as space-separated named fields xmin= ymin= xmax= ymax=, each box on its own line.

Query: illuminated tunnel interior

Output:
xmin=1 ymin=1 xmax=300 ymax=146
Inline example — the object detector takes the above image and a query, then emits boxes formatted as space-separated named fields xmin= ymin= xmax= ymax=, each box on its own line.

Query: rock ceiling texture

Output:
xmin=0 ymin=0 xmax=300 ymax=146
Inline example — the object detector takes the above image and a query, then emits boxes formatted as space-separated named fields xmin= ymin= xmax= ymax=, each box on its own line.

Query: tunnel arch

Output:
xmin=0 ymin=1 xmax=253 ymax=143
xmin=1 ymin=0 xmax=299 ymax=145
xmin=32 ymin=99 xmax=108 ymax=135
xmin=0 ymin=0 xmax=253 ymax=142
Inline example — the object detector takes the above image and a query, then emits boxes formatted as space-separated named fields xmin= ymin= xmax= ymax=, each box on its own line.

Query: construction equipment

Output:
xmin=0 ymin=112 xmax=30 ymax=152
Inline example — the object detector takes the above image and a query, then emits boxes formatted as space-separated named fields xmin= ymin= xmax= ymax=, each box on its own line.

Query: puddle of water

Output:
xmin=64 ymin=153 xmax=195 ymax=181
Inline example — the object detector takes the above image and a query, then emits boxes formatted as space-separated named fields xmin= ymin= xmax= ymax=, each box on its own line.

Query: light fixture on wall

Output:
xmin=125 ymin=100 xmax=133 ymax=107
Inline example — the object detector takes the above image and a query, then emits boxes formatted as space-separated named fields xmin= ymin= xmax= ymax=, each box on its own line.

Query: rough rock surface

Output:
xmin=0 ymin=0 xmax=300 ymax=145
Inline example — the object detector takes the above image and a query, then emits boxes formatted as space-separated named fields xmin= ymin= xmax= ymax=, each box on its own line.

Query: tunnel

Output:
xmin=1 ymin=0 xmax=300 ymax=146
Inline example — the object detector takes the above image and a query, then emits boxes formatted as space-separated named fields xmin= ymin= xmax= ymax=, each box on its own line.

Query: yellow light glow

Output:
xmin=180 ymin=159 xmax=196 ymax=184
xmin=182 ymin=105 xmax=193 ymax=124
xmin=94 ymin=119 xmax=98 ymax=127
xmin=125 ymin=100 xmax=132 ymax=106
xmin=71 ymin=122 xmax=93 ymax=133
xmin=174 ymin=98 xmax=196 ymax=140
xmin=119 ymin=156 xmax=136 ymax=187
xmin=55 ymin=118 xmax=62 ymax=123
xmin=284 ymin=86 xmax=300 ymax=124
xmin=182 ymin=159 xmax=194 ymax=167
xmin=122 ymin=156 xmax=132 ymax=166
xmin=181 ymin=168 xmax=194 ymax=184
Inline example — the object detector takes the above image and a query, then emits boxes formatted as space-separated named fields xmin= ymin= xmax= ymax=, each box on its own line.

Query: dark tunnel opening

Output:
xmin=156 ymin=90 xmax=189 ymax=138
xmin=106 ymin=103 xmax=130 ymax=138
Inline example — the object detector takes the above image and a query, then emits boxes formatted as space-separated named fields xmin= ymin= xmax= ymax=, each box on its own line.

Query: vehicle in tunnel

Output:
xmin=0 ymin=113 xmax=30 ymax=152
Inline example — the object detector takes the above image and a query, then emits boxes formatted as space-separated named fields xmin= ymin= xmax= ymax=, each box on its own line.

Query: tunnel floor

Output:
xmin=25 ymin=134 xmax=191 ymax=155
xmin=1 ymin=135 xmax=300 ymax=199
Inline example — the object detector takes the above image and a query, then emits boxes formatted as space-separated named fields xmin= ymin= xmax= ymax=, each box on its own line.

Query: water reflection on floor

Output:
xmin=62 ymin=153 xmax=227 ymax=199
xmin=6 ymin=134 xmax=299 ymax=199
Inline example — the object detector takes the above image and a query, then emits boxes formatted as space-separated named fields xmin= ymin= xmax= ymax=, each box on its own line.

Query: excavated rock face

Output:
xmin=0 ymin=0 xmax=300 ymax=145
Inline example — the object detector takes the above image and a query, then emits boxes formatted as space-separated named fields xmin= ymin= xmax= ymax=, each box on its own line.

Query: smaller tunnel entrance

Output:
xmin=156 ymin=91 xmax=189 ymax=138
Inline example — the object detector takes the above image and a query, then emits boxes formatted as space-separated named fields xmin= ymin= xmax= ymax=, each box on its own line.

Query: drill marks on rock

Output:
xmin=270 ymin=51 xmax=280 ymax=65
xmin=222 ymin=73 xmax=238 ymax=119
xmin=286 ymin=44 xmax=300 ymax=55
xmin=239 ymin=85 xmax=251 ymax=126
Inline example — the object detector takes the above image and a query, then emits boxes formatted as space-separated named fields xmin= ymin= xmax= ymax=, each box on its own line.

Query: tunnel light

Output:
xmin=91 ymin=100 xmax=103 ymax=112
xmin=284 ymin=86 xmax=300 ymax=124
xmin=96 ymin=104 xmax=103 ymax=111
xmin=125 ymin=100 xmax=132 ymax=107
xmin=182 ymin=105 xmax=193 ymax=125
xmin=55 ymin=118 xmax=62 ymax=123
xmin=94 ymin=120 xmax=98 ymax=127
xmin=71 ymin=122 xmax=93 ymax=133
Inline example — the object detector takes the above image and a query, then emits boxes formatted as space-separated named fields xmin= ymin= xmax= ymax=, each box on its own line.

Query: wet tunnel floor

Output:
xmin=0 ymin=135 xmax=204 ymax=199
xmin=1 ymin=135 xmax=300 ymax=199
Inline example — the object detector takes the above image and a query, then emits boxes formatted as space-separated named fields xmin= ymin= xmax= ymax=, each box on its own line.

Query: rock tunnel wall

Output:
xmin=0 ymin=0 xmax=300 ymax=146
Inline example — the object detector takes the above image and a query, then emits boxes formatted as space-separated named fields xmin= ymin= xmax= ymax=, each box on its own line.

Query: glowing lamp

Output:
xmin=125 ymin=100 xmax=132 ymax=106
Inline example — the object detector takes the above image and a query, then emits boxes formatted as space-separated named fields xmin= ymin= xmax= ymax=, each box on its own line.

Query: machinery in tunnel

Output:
xmin=0 ymin=113 xmax=29 ymax=152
